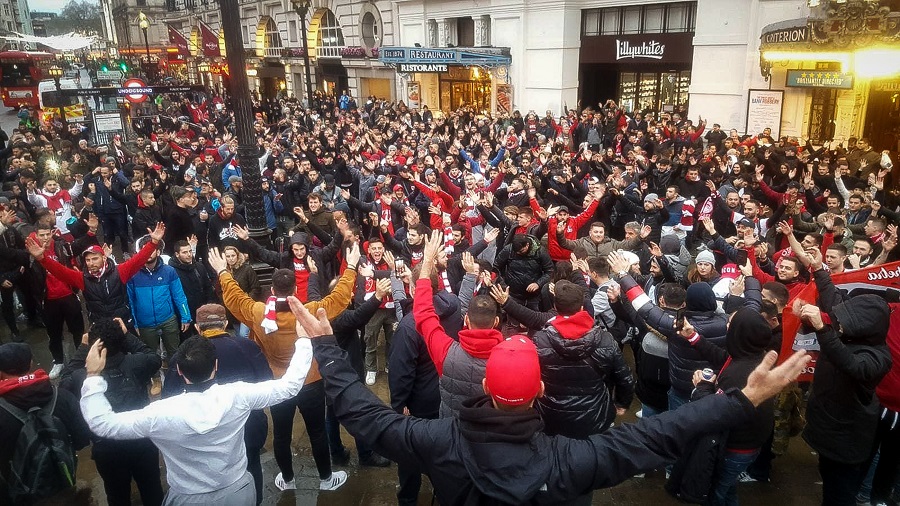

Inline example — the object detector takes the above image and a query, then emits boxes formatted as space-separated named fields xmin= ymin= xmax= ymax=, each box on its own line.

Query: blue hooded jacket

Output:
xmin=126 ymin=259 xmax=191 ymax=327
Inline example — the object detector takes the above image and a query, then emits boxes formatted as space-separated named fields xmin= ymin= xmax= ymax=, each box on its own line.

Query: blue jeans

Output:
xmin=236 ymin=322 xmax=250 ymax=339
xmin=668 ymin=389 xmax=690 ymax=411
xmin=641 ymin=403 xmax=665 ymax=418
xmin=712 ymin=449 xmax=760 ymax=506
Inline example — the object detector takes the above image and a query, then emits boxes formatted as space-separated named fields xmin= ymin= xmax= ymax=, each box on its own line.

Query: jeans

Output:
xmin=236 ymin=322 xmax=250 ymax=339
xmin=819 ymin=454 xmax=874 ymax=506
xmin=137 ymin=315 xmax=181 ymax=360
xmin=397 ymin=408 xmax=439 ymax=505
xmin=93 ymin=439 xmax=164 ymax=506
xmin=668 ymin=388 xmax=690 ymax=411
xmin=44 ymin=294 xmax=85 ymax=364
xmin=363 ymin=308 xmax=396 ymax=373
xmin=269 ymin=379 xmax=331 ymax=480
xmin=711 ymin=449 xmax=759 ymax=506
xmin=640 ymin=402 xmax=664 ymax=418
xmin=101 ymin=211 xmax=130 ymax=253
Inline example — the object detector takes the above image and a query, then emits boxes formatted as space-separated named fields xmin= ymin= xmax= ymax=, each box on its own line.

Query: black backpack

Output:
xmin=0 ymin=386 xmax=76 ymax=505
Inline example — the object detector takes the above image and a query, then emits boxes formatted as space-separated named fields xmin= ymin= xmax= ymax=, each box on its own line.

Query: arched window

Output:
xmin=263 ymin=17 xmax=283 ymax=57
xmin=316 ymin=10 xmax=344 ymax=58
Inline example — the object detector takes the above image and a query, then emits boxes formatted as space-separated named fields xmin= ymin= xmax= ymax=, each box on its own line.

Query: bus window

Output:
xmin=0 ymin=62 xmax=34 ymax=87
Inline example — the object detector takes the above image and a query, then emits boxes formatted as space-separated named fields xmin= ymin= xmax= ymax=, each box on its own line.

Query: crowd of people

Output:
xmin=0 ymin=90 xmax=897 ymax=506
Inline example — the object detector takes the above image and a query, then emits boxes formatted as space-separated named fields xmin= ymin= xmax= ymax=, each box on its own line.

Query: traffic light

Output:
xmin=119 ymin=61 xmax=128 ymax=72
xmin=100 ymin=63 xmax=108 ymax=71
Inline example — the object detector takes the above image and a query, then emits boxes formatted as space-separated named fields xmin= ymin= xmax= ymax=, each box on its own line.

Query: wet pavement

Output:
xmin=5 ymin=322 xmax=826 ymax=505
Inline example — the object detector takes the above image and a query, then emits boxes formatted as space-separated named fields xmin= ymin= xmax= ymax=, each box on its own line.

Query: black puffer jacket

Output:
xmin=533 ymin=310 xmax=634 ymax=438
xmin=168 ymin=257 xmax=214 ymax=320
xmin=804 ymin=295 xmax=893 ymax=464
xmin=621 ymin=276 xmax=726 ymax=398
xmin=493 ymin=236 xmax=553 ymax=297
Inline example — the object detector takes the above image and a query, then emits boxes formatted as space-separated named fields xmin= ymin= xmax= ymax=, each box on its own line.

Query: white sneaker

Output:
xmin=319 ymin=470 xmax=347 ymax=491
xmin=365 ymin=371 xmax=376 ymax=385
xmin=274 ymin=472 xmax=295 ymax=491
xmin=49 ymin=363 xmax=64 ymax=380
xmin=384 ymin=365 xmax=389 ymax=374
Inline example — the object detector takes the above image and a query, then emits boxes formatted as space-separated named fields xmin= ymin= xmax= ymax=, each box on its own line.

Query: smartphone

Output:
xmin=674 ymin=308 xmax=686 ymax=332
xmin=394 ymin=259 xmax=405 ymax=275
xmin=735 ymin=249 xmax=749 ymax=266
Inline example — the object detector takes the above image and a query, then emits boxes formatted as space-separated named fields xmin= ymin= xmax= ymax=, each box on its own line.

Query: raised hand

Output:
xmin=374 ymin=277 xmax=392 ymax=300
xmin=489 ymin=284 xmax=510 ymax=305
xmin=741 ymin=350 xmax=811 ymax=407
xmin=25 ymin=236 xmax=44 ymax=260
xmin=423 ymin=230 xmax=444 ymax=265
xmin=148 ymin=222 xmax=166 ymax=244
xmin=208 ymin=247 xmax=228 ymax=274
xmin=461 ymin=251 xmax=477 ymax=274
xmin=755 ymin=164 xmax=765 ymax=182
xmin=307 ymin=255 xmax=318 ymax=275
xmin=345 ymin=241 xmax=362 ymax=267
xmin=294 ymin=206 xmax=308 ymax=223
xmin=233 ymin=224 xmax=250 ymax=241
xmin=483 ymin=227 xmax=500 ymax=244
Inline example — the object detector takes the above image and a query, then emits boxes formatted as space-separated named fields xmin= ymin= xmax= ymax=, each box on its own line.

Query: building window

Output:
xmin=457 ymin=17 xmax=474 ymax=46
xmin=289 ymin=20 xmax=296 ymax=44
xmin=263 ymin=17 xmax=283 ymax=58
xmin=581 ymin=2 xmax=697 ymax=37
xmin=317 ymin=10 xmax=345 ymax=58
xmin=808 ymin=63 xmax=840 ymax=143
xmin=360 ymin=11 xmax=381 ymax=49
xmin=617 ymin=70 xmax=691 ymax=113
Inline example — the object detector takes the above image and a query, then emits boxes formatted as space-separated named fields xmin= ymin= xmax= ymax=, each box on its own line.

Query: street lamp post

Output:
xmin=139 ymin=14 xmax=153 ymax=82
xmin=290 ymin=0 xmax=315 ymax=107
xmin=47 ymin=65 xmax=66 ymax=126
xmin=218 ymin=0 xmax=269 ymax=240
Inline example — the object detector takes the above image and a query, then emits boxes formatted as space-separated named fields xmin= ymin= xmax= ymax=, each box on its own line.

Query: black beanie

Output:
xmin=686 ymin=282 xmax=717 ymax=313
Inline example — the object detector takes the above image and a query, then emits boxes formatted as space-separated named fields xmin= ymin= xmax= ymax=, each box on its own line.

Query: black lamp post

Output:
xmin=47 ymin=65 xmax=66 ymax=125
xmin=290 ymin=0 xmax=315 ymax=107
xmin=218 ymin=0 xmax=269 ymax=241
xmin=139 ymin=14 xmax=154 ymax=82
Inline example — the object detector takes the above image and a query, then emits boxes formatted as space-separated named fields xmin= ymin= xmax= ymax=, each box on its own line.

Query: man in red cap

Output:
xmin=309 ymin=294 xmax=812 ymax=505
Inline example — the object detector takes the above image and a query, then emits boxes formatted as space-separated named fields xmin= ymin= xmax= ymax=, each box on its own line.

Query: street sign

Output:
xmin=123 ymin=78 xmax=149 ymax=103
xmin=785 ymin=70 xmax=854 ymax=90
xmin=97 ymin=70 xmax=124 ymax=81
xmin=56 ymin=85 xmax=208 ymax=98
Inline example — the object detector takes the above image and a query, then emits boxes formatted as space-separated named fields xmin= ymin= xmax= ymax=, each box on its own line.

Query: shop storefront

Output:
xmin=578 ymin=2 xmax=696 ymax=113
xmin=758 ymin=2 xmax=900 ymax=149
xmin=379 ymin=46 xmax=511 ymax=114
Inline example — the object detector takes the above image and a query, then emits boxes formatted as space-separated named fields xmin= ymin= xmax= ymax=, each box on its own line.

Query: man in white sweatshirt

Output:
xmin=80 ymin=297 xmax=326 ymax=505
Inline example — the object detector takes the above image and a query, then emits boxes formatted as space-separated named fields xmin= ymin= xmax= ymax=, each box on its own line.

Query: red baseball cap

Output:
xmin=720 ymin=263 xmax=740 ymax=280
xmin=485 ymin=336 xmax=541 ymax=406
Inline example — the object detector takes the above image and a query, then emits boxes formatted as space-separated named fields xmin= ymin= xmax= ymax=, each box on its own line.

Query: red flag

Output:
xmin=199 ymin=20 xmax=221 ymax=58
xmin=167 ymin=25 xmax=190 ymax=56
xmin=780 ymin=260 xmax=900 ymax=382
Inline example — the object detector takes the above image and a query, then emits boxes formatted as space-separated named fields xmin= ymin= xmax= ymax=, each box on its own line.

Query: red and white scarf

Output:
xmin=443 ymin=224 xmax=455 ymax=256
xmin=261 ymin=296 xmax=285 ymax=334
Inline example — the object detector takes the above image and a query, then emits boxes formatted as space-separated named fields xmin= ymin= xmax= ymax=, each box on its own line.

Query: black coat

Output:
xmin=168 ymin=257 xmax=214 ymax=320
xmin=389 ymin=313 xmax=441 ymax=416
xmin=493 ymin=237 xmax=553 ymax=297
xmin=533 ymin=317 xmax=634 ymax=438
xmin=314 ymin=335 xmax=761 ymax=506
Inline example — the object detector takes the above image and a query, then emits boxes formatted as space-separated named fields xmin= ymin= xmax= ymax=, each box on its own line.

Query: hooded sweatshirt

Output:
xmin=28 ymin=232 xmax=73 ymax=301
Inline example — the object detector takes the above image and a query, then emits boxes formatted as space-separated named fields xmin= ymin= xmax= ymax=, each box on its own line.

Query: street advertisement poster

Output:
xmin=781 ymin=260 xmax=900 ymax=382
xmin=496 ymin=84 xmax=512 ymax=114
xmin=745 ymin=89 xmax=783 ymax=138
xmin=406 ymin=82 xmax=420 ymax=109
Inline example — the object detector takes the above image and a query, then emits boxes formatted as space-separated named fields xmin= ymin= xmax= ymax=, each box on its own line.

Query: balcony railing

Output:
xmin=317 ymin=45 xmax=343 ymax=58
xmin=264 ymin=46 xmax=282 ymax=58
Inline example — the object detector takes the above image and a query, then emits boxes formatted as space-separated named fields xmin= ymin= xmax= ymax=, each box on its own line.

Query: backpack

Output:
xmin=102 ymin=365 xmax=146 ymax=413
xmin=0 ymin=386 xmax=76 ymax=505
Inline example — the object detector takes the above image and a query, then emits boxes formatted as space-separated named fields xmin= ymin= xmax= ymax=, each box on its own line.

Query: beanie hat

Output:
xmin=686 ymin=282 xmax=717 ymax=313
xmin=0 ymin=343 xmax=32 ymax=375
xmin=660 ymin=235 xmax=681 ymax=256
xmin=485 ymin=336 xmax=541 ymax=406
xmin=695 ymin=250 xmax=716 ymax=266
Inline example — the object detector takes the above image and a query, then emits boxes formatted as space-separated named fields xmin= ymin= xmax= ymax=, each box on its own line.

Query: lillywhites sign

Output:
xmin=398 ymin=63 xmax=448 ymax=73
xmin=786 ymin=70 xmax=853 ymax=90
xmin=615 ymin=39 xmax=665 ymax=60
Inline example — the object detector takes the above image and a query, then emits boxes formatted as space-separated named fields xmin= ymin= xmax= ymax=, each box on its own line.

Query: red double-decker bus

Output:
xmin=0 ymin=50 xmax=54 ymax=108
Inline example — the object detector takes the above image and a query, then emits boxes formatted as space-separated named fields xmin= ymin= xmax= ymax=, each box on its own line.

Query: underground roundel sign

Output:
xmin=123 ymin=78 xmax=149 ymax=104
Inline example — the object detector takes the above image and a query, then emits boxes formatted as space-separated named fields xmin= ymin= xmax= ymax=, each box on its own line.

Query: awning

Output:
xmin=379 ymin=46 xmax=511 ymax=69
xmin=759 ymin=18 xmax=810 ymax=50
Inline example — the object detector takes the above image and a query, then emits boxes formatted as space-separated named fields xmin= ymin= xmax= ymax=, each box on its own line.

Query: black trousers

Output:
xmin=818 ymin=453 xmax=874 ymax=506
xmin=101 ymin=212 xmax=130 ymax=252
xmin=397 ymin=409 xmax=438 ymax=505
xmin=0 ymin=285 xmax=18 ymax=336
xmin=872 ymin=407 xmax=900 ymax=505
xmin=270 ymin=379 xmax=331 ymax=480
xmin=93 ymin=439 xmax=164 ymax=506
xmin=44 ymin=294 xmax=85 ymax=364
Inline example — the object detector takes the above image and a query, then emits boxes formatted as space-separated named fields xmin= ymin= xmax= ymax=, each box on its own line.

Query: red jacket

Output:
xmin=531 ymin=198 xmax=599 ymax=261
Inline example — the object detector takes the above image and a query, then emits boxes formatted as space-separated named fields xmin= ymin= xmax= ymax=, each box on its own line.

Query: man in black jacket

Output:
xmin=60 ymin=318 xmax=164 ymax=506
xmin=169 ymin=239 xmax=215 ymax=339
xmin=292 ymin=297 xmax=812 ymax=506
xmin=0 ymin=342 xmax=91 ymax=504
xmin=162 ymin=304 xmax=273 ymax=505
xmin=493 ymin=234 xmax=553 ymax=313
